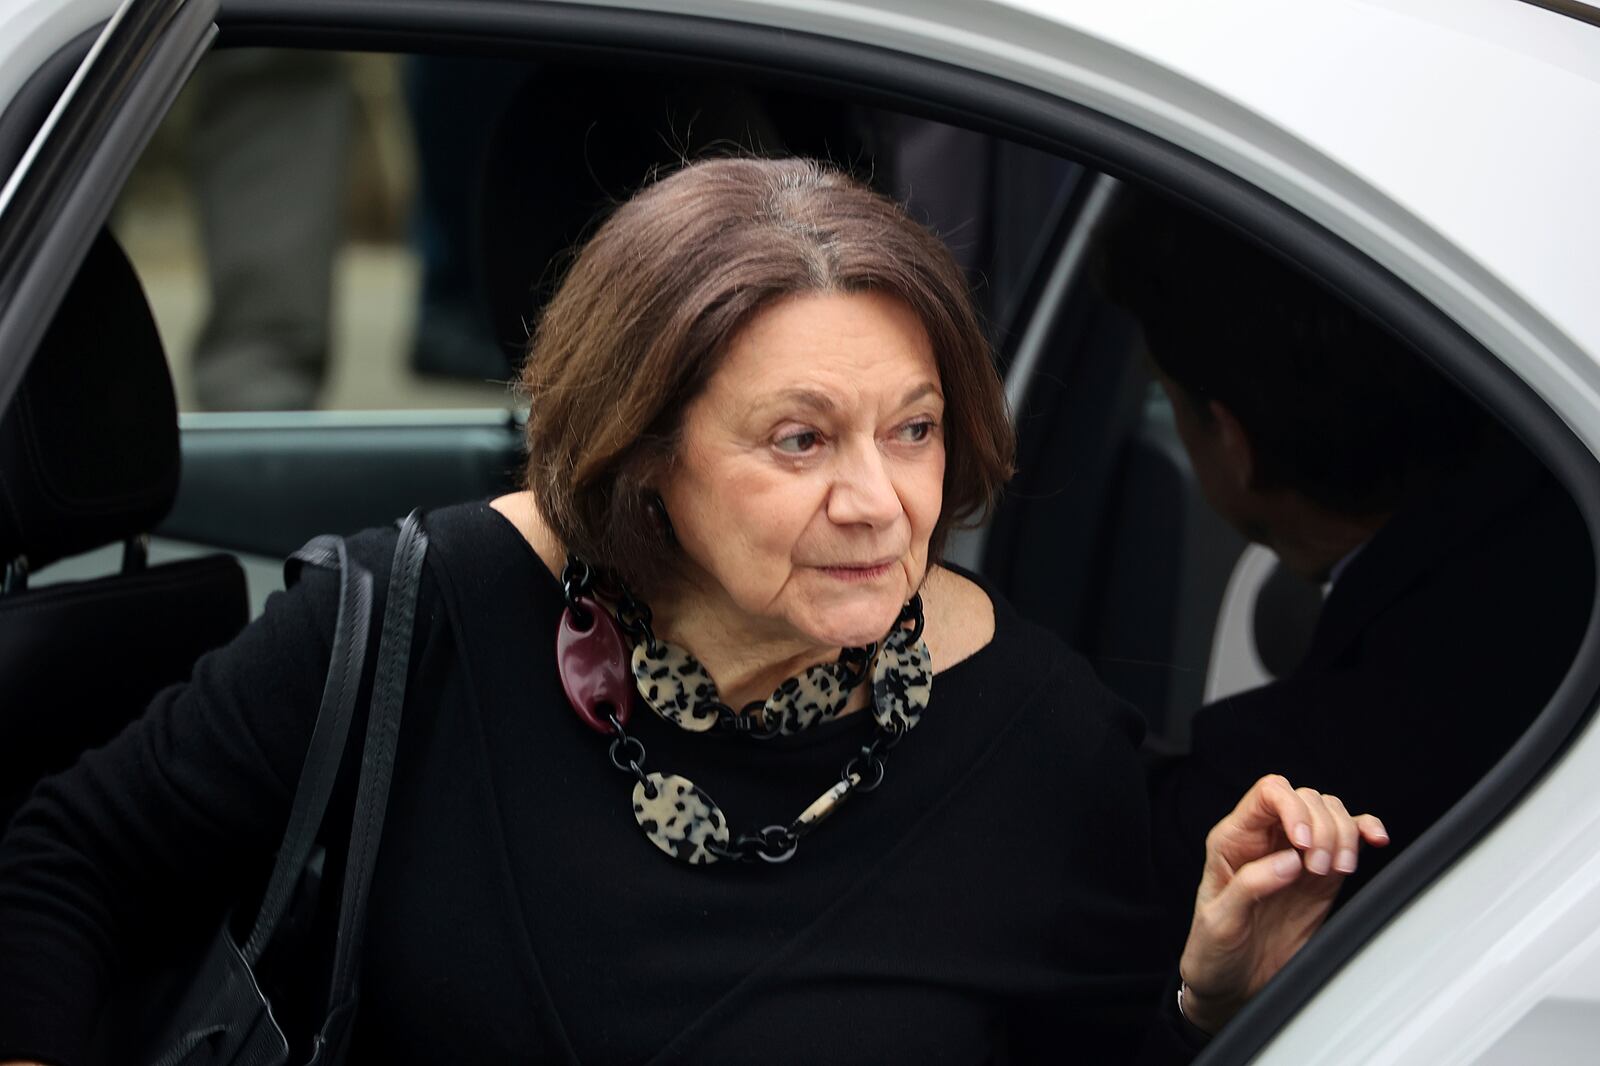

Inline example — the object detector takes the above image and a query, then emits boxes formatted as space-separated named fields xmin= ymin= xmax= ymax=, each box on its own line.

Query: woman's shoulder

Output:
xmin=923 ymin=561 xmax=1080 ymax=683
xmin=927 ymin=562 xmax=1143 ymax=747
xmin=285 ymin=499 xmax=532 ymax=622
xmin=324 ymin=498 xmax=539 ymax=570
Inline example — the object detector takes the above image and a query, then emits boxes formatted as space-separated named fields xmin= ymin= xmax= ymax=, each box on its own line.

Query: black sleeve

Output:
xmin=0 ymin=528 xmax=398 ymax=1066
xmin=1132 ymin=977 xmax=1213 ymax=1065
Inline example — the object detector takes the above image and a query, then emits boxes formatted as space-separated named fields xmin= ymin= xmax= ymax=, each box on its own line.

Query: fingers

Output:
xmin=1320 ymin=793 xmax=1360 ymax=874
xmin=1212 ymin=775 xmax=1389 ymax=883
xmin=1197 ymin=847 xmax=1306 ymax=946
xmin=1246 ymin=776 xmax=1386 ymax=876
xmin=1239 ymin=773 xmax=1314 ymax=846
xmin=1240 ymin=848 xmax=1307 ymax=903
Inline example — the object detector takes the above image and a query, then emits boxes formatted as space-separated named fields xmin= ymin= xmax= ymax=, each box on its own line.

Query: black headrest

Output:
xmin=0 ymin=232 xmax=179 ymax=573
xmin=479 ymin=69 xmax=669 ymax=363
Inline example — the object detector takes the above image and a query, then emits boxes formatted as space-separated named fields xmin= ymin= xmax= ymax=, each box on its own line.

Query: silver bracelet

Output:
xmin=1176 ymin=979 xmax=1202 ymax=1029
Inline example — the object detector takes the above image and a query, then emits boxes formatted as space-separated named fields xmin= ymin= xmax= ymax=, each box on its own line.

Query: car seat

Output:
xmin=0 ymin=231 xmax=249 ymax=828
xmin=1202 ymin=543 xmax=1326 ymax=705
xmin=981 ymin=228 xmax=1248 ymax=744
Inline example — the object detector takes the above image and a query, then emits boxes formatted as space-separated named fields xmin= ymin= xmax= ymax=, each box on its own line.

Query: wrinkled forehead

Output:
xmin=699 ymin=290 xmax=941 ymax=411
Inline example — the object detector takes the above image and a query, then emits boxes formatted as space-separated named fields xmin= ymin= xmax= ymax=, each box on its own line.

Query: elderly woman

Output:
xmin=0 ymin=158 xmax=1383 ymax=1065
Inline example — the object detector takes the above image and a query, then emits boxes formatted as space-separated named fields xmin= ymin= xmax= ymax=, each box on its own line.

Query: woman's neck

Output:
xmin=493 ymin=491 xmax=864 ymax=714
xmin=647 ymin=578 xmax=849 ymax=711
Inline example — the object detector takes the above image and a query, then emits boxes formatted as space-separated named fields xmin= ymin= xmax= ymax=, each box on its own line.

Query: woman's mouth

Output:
xmin=817 ymin=559 xmax=896 ymax=583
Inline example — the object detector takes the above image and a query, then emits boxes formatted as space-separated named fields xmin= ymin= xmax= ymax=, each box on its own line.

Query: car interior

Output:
xmin=1 ymin=22 xmax=1596 ymax=1063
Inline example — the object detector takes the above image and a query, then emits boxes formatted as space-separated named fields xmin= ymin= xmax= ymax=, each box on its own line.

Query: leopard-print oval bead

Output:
xmin=632 ymin=642 xmax=718 ymax=732
xmin=871 ymin=627 xmax=932 ymax=733
xmin=631 ymin=772 xmax=730 ymax=865
xmin=763 ymin=661 xmax=854 ymax=735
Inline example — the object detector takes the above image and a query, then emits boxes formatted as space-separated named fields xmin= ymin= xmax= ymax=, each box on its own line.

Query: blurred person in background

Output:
xmin=188 ymin=49 xmax=354 ymax=410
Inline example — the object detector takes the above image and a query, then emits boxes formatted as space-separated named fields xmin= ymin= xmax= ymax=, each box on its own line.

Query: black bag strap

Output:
xmin=324 ymin=509 xmax=429 ymax=1010
xmin=242 ymin=534 xmax=373 ymax=965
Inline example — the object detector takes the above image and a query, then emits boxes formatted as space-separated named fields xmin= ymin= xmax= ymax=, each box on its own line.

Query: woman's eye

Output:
xmin=897 ymin=419 xmax=937 ymax=443
xmin=774 ymin=430 xmax=822 ymax=455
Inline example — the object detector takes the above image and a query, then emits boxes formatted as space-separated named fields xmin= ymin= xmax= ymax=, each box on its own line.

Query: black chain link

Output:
xmin=842 ymin=737 xmax=889 ymax=793
xmin=608 ymin=735 xmax=650 ymax=787
xmin=611 ymin=581 xmax=657 ymax=650
xmin=711 ymin=825 xmax=799 ymax=864
xmin=716 ymin=701 xmax=785 ymax=740
xmin=902 ymin=593 xmax=926 ymax=643
xmin=560 ymin=557 xmax=594 ymax=625
xmin=836 ymin=641 xmax=875 ymax=688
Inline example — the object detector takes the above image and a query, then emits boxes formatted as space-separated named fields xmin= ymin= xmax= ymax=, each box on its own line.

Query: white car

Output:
xmin=1 ymin=1 xmax=1597 ymax=1063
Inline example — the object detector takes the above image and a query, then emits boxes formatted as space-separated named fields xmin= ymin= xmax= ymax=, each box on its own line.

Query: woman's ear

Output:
xmin=1209 ymin=399 xmax=1257 ymax=493
xmin=646 ymin=491 xmax=678 ymax=545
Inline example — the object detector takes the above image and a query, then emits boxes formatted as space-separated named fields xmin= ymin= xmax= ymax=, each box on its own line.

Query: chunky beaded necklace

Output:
xmin=555 ymin=558 xmax=933 ymax=865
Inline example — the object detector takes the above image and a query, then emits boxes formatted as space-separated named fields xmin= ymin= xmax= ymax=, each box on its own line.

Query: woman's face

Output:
xmin=658 ymin=289 xmax=946 ymax=649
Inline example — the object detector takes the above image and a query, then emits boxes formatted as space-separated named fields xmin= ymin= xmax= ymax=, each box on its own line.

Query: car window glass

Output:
xmin=110 ymin=47 xmax=1076 ymax=414
xmin=111 ymin=49 xmax=508 ymax=413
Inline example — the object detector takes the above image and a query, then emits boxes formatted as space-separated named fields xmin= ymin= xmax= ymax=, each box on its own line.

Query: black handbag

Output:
xmin=136 ymin=511 xmax=429 ymax=1066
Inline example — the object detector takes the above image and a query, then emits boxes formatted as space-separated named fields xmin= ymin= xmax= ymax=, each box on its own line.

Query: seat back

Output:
xmin=1199 ymin=544 xmax=1325 ymax=712
xmin=0 ymin=232 xmax=248 ymax=827
xmin=982 ymin=261 xmax=1247 ymax=743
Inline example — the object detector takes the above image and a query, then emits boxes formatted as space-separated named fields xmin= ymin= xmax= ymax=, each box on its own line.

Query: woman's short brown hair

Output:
xmin=521 ymin=157 xmax=1014 ymax=592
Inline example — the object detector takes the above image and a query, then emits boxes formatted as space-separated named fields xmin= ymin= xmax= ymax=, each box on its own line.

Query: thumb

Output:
xmin=1204 ymin=849 xmax=1303 ymax=945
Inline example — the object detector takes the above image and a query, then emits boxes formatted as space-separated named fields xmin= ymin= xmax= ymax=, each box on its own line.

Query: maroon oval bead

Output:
xmin=555 ymin=596 xmax=634 ymax=734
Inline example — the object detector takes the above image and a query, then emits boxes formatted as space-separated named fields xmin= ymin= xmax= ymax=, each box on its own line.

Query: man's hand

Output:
xmin=1177 ymin=773 xmax=1389 ymax=1033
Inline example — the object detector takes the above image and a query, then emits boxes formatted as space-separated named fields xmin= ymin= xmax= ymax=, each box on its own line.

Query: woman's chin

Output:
xmin=800 ymin=601 xmax=905 ymax=649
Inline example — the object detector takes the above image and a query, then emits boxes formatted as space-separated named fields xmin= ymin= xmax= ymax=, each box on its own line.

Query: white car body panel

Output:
xmin=1 ymin=0 xmax=1598 ymax=1059
xmin=0 ymin=0 xmax=122 ymax=219
xmin=0 ymin=0 xmax=116 ymax=113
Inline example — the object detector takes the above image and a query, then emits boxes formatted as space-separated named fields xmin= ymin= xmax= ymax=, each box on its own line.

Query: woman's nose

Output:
xmin=826 ymin=440 xmax=901 ymax=527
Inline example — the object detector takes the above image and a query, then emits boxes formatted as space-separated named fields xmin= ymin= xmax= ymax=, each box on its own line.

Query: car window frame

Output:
xmin=0 ymin=26 xmax=102 ymax=182
xmin=1511 ymin=0 xmax=1600 ymax=29
xmin=0 ymin=0 xmax=217 ymax=415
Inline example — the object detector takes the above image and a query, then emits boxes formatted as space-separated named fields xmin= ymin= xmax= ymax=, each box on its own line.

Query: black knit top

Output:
xmin=0 ymin=501 xmax=1195 ymax=1065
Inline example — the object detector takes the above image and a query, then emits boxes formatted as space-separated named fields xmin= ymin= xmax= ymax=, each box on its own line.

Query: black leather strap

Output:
xmin=242 ymin=534 xmax=373 ymax=965
xmin=326 ymin=509 xmax=429 ymax=1008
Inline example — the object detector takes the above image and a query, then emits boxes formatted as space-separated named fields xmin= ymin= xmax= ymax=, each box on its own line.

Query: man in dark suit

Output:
xmin=1095 ymin=191 xmax=1594 ymax=957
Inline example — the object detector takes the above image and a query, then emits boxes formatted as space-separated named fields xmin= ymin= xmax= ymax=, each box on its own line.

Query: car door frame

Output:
xmin=0 ymin=0 xmax=218 ymax=413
